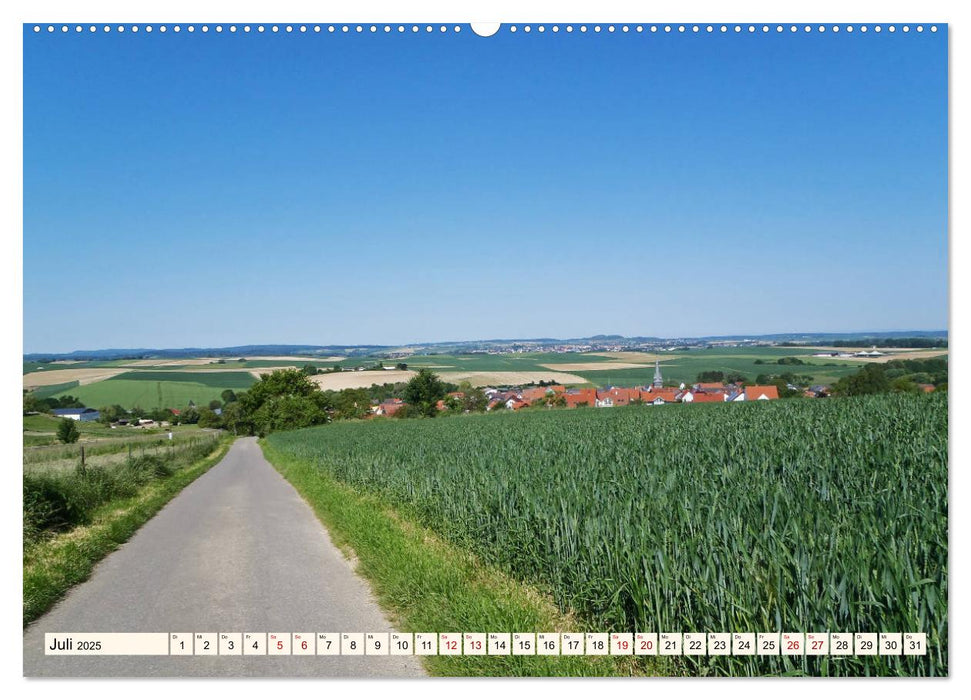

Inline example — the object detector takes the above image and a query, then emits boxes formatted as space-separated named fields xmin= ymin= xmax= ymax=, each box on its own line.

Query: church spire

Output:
xmin=653 ymin=358 xmax=663 ymax=388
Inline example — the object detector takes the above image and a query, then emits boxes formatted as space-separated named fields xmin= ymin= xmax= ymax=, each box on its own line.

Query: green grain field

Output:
xmin=575 ymin=353 xmax=864 ymax=387
xmin=335 ymin=348 xmax=886 ymax=387
xmin=51 ymin=371 xmax=255 ymax=410
xmin=266 ymin=394 xmax=947 ymax=676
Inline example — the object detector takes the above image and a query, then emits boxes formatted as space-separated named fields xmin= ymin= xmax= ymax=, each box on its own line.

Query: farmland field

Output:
xmin=23 ymin=347 xmax=947 ymax=410
xmin=23 ymin=412 xmax=218 ymax=453
xmin=266 ymin=393 xmax=948 ymax=676
xmin=49 ymin=371 xmax=255 ymax=409
xmin=573 ymin=348 xmax=893 ymax=387
xmin=22 ymin=367 xmax=128 ymax=389
xmin=331 ymin=348 xmax=913 ymax=387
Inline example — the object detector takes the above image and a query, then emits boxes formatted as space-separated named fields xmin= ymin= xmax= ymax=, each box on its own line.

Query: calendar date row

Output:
xmin=45 ymin=631 xmax=927 ymax=657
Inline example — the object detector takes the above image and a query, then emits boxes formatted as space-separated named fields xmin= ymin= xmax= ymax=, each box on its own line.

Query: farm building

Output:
xmin=688 ymin=391 xmax=727 ymax=403
xmin=51 ymin=407 xmax=100 ymax=422
xmin=596 ymin=387 xmax=641 ymax=407
xmin=642 ymin=386 xmax=681 ymax=404
xmin=373 ymin=399 xmax=406 ymax=416
xmin=563 ymin=388 xmax=597 ymax=408
xmin=744 ymin=385 xmax=780 ymax=401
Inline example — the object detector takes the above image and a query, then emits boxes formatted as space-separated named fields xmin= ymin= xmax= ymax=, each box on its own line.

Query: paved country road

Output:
xmin=23 ymin=437 xmax=426 ymax=678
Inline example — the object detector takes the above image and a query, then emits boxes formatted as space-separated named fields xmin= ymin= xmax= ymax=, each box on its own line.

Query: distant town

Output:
xmin=23 ymin=330 xmax=947 ymax=363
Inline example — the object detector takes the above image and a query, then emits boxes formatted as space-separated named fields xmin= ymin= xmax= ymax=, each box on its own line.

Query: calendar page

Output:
xmin=19 ymin=7 xmax=948 ymax=683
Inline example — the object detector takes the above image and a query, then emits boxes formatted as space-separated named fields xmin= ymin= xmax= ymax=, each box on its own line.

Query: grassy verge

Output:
xmin=261 ymin=441 xmax=678 ymax=677
xmin=23 ymin=437 xmax=233 ymax=626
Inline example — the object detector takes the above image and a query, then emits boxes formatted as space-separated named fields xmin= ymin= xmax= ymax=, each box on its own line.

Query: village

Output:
xmin=373 ymin=360 xmax=786 ymax=417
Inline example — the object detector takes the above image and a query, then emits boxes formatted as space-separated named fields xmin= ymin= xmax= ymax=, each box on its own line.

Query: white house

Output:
xmin=51 ymin=407 xmax=100 ymax=422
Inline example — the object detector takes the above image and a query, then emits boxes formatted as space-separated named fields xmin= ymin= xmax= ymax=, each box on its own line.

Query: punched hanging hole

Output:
xmin=470 ymin=23 xmax=501 ymax=37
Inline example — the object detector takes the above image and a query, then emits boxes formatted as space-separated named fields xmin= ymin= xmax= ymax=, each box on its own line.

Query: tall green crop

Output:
xmin=268 ymin=393 xmax=947 ymax=676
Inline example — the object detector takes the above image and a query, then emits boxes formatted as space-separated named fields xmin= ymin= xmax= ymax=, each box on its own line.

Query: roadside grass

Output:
xmin=24 ymin=427 xmax=219 ymax=469
xmin=261 ymin=442 xmax=678 ymax=677
xmin=23 ymin=437 xmax=233 ymax=626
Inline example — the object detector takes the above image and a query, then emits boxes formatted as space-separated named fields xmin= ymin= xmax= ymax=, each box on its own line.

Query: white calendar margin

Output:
xmin=6 ymin=0 xmax=963 ymax=699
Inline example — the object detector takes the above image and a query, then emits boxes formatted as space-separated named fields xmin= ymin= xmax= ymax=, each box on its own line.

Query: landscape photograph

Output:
xmin=21 ymin=20 xmax=947 ymax=679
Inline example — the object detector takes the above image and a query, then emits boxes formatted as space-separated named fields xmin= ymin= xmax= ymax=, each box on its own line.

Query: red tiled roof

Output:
xmin=597 ymin=387 xmax=640 ymax=405
xmin=521 ymin=387 xmax=550 ymax=402
xmin=564 ymin=388 xmax=597 ymax=407
xmin=691 ymin=392 xmax=725 ymax=403
xmin=645 ymin=387 xmax=681 ymax=401
xmin=695 ymin=382 xmax=726 ymax=391
xmin=744 ymin=385 xmax=780 ymax=400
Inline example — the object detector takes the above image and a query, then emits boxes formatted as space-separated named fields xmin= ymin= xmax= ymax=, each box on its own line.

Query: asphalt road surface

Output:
xmin=23 ymin=437 xmax=426 ymax=678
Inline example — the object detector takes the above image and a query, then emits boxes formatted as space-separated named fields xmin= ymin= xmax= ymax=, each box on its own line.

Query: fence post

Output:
xmin=79 ymin=445 xmax=86 ymax=476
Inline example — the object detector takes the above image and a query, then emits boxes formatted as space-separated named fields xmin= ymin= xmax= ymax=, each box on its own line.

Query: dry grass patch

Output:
xmin=308 ymin=370 xmax=417 ymax=390
xmin=584 ymin=351 xmax=681 ymax=363
xmin=23 ymin=368 xmax=127 ymax=388
xmin=439 ymin=371 xmax=587 ymax=386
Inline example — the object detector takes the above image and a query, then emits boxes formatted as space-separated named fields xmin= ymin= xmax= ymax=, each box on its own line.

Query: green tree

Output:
xmin=97 ymin=404 xmax=128 ymax=424
xmin=208 ymin=399 xmax=222 ymax=410
xmin=247 ymin=368 xmax=318 ymax=404
xmin=252 ymin=395 xmax=327 ymax=435
xmin=333 ymin=388 xmax=372 ymax=420
xmin=23 ymin=391 xmax=45 ymax=415
xmin=197 ymin=407 xmax=224 ymax=429
xmin=403 ymin=369 xmax=448 ymax=417
xmin=454 ymin=381 xmax=488 ymax=413
xmin=221 ymin=401 xmax=251 ymax=435
xmin=890 ymin=377 xmax=921 ymax=394
xmin=56 ymin=418 xmax=80 ymax=444
xmin=150 ymin=407 xmax=175 ymax=423
xmin=393 ymin=403 xmax=419 ymax=419
xmin=301 ymin=364 xmax=320 ymax=376
xmin=227 ymin=369 xmax=332 ymax=435
xmin=696 ymin=371 xmax=725 ymax=383
xmin=221 ymin=389 xmax=238 ymax=404
xmin=54 ymin=395 xmax=85 ymax=409
xmin=833 ymin=364 xmax=891 ymax=396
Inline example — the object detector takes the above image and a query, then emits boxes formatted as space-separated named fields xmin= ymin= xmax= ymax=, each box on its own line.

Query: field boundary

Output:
xmin=259 ymin=441 xmax=675 ymax=677
xmin=23 ymin=437 xmax=234 ymax=626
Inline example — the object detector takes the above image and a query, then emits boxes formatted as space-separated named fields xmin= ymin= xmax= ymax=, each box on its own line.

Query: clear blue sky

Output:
xmin=23 ymin=26 xmax=947 ymax=353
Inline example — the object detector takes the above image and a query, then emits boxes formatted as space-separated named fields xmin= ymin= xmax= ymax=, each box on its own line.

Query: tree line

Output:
xmin=202 ymin=368 xmax=486 ymax=436
xmin=832 ymin=357 xmax=948 ymax=396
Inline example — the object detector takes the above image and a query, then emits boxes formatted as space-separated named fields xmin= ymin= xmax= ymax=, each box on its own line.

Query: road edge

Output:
xmin=23 ymin=436 xmax=235 ymax=626
xmin=260 ymin=439 xmax=671 ymax=677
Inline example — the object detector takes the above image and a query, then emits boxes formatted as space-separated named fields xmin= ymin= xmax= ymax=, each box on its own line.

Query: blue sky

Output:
xmin=23 ymin=25 xmax=947 ymax=352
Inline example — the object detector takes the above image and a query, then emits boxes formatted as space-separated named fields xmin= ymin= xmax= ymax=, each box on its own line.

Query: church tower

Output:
xmin=653 ymin=358 xmax=663 ymax=388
